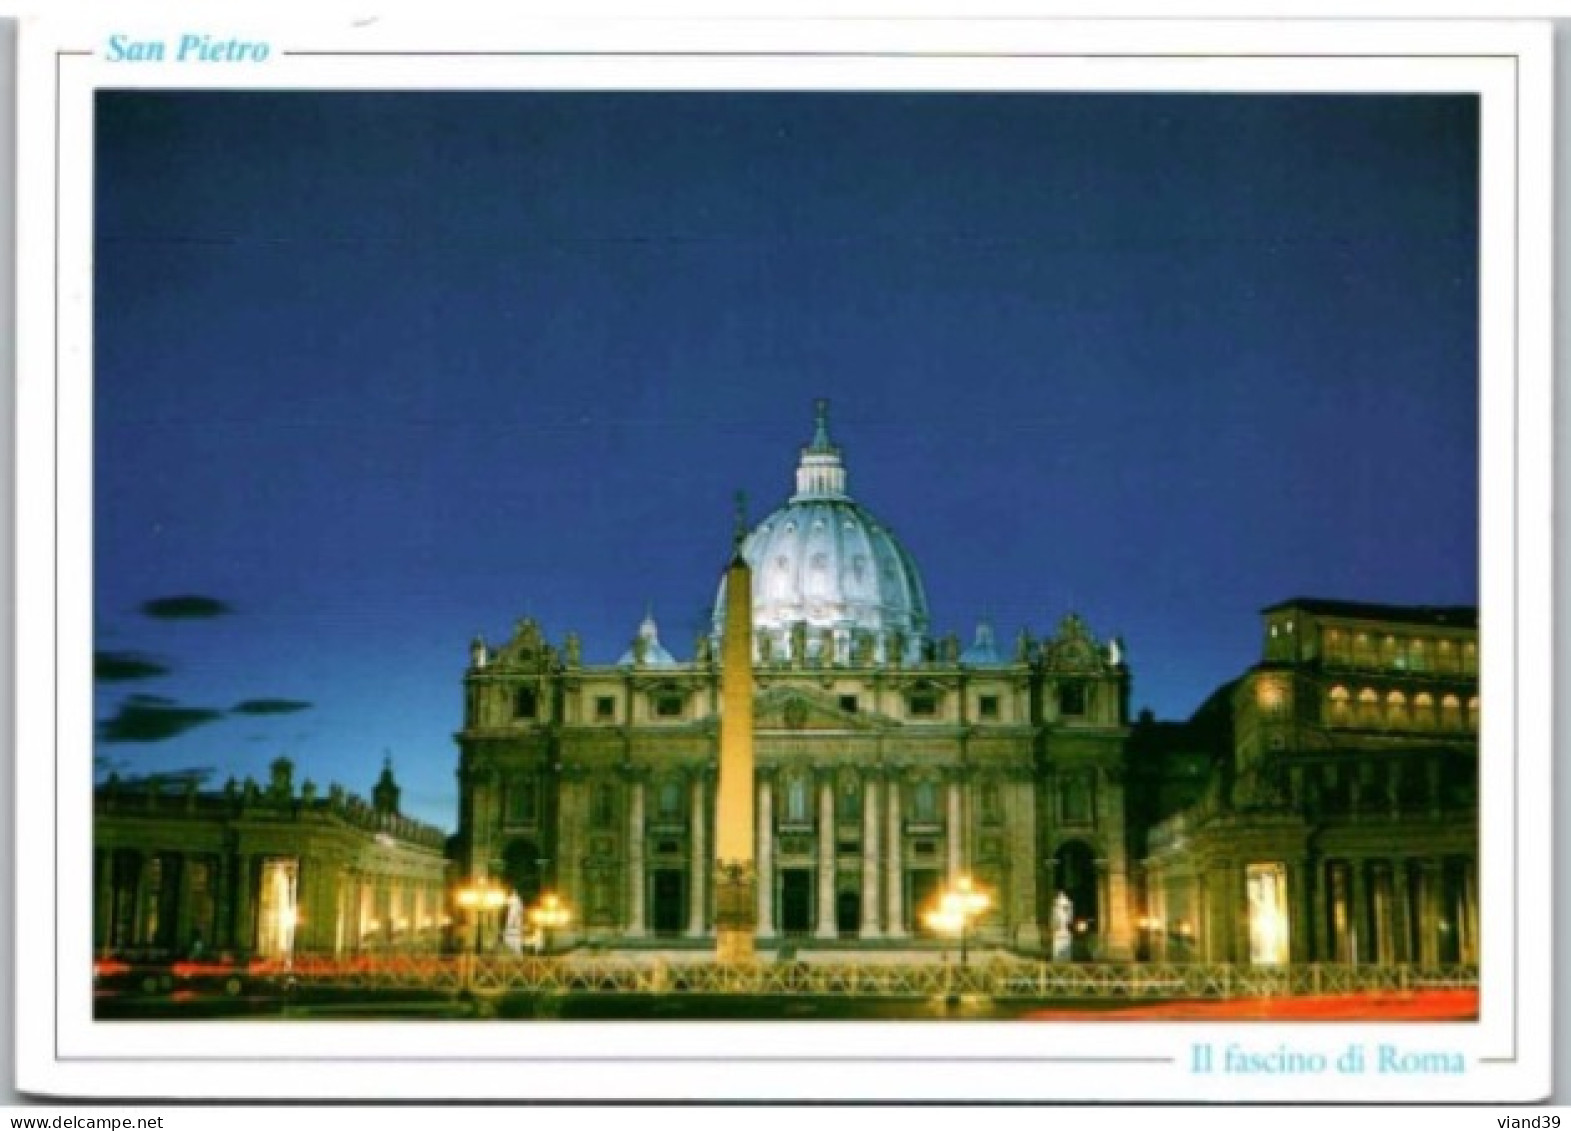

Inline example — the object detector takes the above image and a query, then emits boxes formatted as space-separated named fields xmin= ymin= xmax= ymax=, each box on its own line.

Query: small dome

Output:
xmin=714 ymin=401 xmax=929 ymax=664
xmin=619 ymin=610 xmax=677 ymax=666
xmin=961 ymin=620 xmax=1006 ymax=666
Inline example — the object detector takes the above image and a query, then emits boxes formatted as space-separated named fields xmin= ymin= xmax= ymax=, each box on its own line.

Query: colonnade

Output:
xmin=614 ymin=769 xmax=996 ymax=942
xmin=1156 ymin=852 xmax=1479 ymax=966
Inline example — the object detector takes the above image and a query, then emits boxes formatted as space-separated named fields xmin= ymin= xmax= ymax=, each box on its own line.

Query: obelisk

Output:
xmin=714 ymin=494 xmax=757 ymax=962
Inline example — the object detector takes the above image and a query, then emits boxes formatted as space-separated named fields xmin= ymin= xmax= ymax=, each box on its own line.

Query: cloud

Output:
xmin=94 ymin=650 xmax=172 ymax=682
xmin=231 ymin=698 xmax=313 ymax=716
xmin=140 ymin=595 xmax=233 ymax=619
xmin=98 ymin=694 xmax=224 ymax=744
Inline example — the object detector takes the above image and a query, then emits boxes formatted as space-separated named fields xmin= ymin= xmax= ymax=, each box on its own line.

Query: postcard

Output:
xmin=12 ymin=14 xmax=1554 ymax=1102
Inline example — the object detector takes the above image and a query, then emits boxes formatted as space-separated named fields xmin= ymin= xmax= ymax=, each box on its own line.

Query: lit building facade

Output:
xmin=94 ymin=757 xmax=450 ymax=960
xmin=1141 ymin=599 xmax=1479 ymax=966
xmin=456 ymin=404 xmax=1136 ymax=956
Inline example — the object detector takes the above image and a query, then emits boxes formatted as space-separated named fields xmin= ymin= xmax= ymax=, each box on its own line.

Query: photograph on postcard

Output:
xmin=14 ymin=18 xmax=1552 ymax=1102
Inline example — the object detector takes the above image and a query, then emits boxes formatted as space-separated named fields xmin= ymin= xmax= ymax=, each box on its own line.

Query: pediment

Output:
xmin=753 ymin=685 xmax=891 ymax=732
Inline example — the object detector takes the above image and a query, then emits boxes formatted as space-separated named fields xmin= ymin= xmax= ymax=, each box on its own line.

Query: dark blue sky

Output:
xmin=93 ymin=92 xmax=1479 ymax=829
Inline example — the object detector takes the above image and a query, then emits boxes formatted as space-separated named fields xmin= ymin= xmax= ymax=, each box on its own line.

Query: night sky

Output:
xmin=93 ymin=92 xmax=1480 ymax=830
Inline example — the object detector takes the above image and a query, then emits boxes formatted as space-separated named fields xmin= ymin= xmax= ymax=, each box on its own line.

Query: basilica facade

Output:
xmin=455 ymin=403 xmax=1136 ymax=956
xmin=451 ymin=405 xmax=1479 ymax=966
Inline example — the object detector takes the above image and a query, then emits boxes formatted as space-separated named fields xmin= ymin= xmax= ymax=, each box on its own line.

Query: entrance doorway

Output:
xmin=909 ymin=869 xmax=941 ymax=936
xmin=1053 ymin=841 xmax=1099 ymax=960
xmin=836 ymin=889 xmax=861 ymax=937
xmin=780 ymin=870 xmax=812 ymax=936
xmin=651 ymin=869 xmax=685 ymax=936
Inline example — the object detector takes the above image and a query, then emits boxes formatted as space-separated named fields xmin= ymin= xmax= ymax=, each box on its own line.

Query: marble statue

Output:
xmin=502 ymin=891 xmax=524 ymax=956
xmin=1052 ymin=890 xmax=1074 ymax=961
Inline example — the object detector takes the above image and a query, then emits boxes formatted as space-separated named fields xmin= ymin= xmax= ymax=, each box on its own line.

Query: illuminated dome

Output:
xmin=714 ymin=401 xmax=930 ymax=665
xmin=619 ymin=609 xmax=677 ymax=667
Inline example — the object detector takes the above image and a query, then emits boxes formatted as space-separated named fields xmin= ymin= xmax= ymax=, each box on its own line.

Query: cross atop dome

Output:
xmin=793 ymin=398 xmax=849 ymax=501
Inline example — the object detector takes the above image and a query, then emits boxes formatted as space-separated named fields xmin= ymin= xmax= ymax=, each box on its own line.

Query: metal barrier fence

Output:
xmin=279 ymin=955 xmax=1478 ymax=999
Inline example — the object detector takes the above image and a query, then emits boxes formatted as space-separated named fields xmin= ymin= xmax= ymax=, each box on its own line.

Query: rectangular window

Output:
xmin=785 ymin=777 xmax=811 ymax=825
xmin=839 ymin=781 xmax=862 ymax=821
xmin=655 ymin=694 xmax=684 ymax=718
xmin=1059 ymin=682 xmax=1087 ymax=717
xmin=839 ymin=694 xmax=859 ymax=714
xmin=978 ymin=695 xmax=1000 ymax=719
xmin=514 ymin=686 xmax=539 ymax=719
xmin=508 ymin=778 xmax=538 ymax=826
xmin=1060 ymin=774 xmax=1092 ymax=824
xmin=909 ymin=693 xmax=938 ymax=718
xmin=595 ymin=696 xmax=616 ymax=721
xmin=657 ymin=780 xmax=683 ymax=823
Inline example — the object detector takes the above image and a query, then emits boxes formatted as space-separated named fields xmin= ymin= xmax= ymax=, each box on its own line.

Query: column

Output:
xmin=885 ymin=775 xmax=906 ymax=938
xmin=1203 ymin=863 xmax=1231 ymax=963
xmin=1460 ymin=859 xmax=1479 ymax=964
xmin=557 ymin=773 xmax=586 ymax=942
xmin=232 ymin=854 xmax=255 ymax=956
xmin=1229 ymin=862 xmax=1249 ymax=966
xmin=1349 ymin=858 xmax=1368 ymax=965
xmin=1008 ymin=777 xmax=1041 ymax=952
xmin=946 ymin=777 xmax=963 ymax=880
xmin=1095 ymin=858 xmax=1113 ymax=959
xmin=860 ymin=771 xmax=882 ymax=939
xmin=756 ymin=775 xmax=776 ymax=938
xmin=1391 ymin=856 xmax=1412 ymax=964
xmin=1367 ymin=862 xmax=1387 ymax=965
xmin=1311 ymin=859 xmax=1329 ymax=963
xmin=687 ymin=771 xmax=707 ymax=938
xmin=173 ymin=854 xmax=194 ymax=954
xmin=1417 ymin=858 xmax=1441 ymax=966
xmin=213 ymin=853 xmax=233 ymax=952
xmin=1194 ymin=874 xmax=1211 ymax=962
xmin=814 ymin=774 xmax=837 ymax=939
xmin=1290 ymin=858 xmax=1313 ymax=964
xmin=625 ymin=779 xmax=646 ymax=938
xmin=93 ymin=850 xmax=113 ymax=954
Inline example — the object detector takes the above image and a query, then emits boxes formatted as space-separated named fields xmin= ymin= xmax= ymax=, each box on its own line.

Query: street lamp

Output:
xmin=924 ymin=875 xmax=991 ymax=966
xmin=528 ymin=892 xmax=572 ymax=955
xmin=454 ymin=877 xmax=508 ymax=957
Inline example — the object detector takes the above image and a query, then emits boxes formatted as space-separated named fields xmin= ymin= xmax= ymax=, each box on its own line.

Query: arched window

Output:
xmin=514 ymin=686 xmax=539 ymax=720
xmin=1414 ymin=692 xmax=1436 ymax=729
xmin=1408 ymin=639 xmax=1428 ymax=673
xmin=1386 ymin=690 xmax=1409 ymax=728
xmin=1467 ymin=696 xmax=1480 ymax=732
xmin=1356 ymin=688 xmax=1380 ymax=726
xmin=1328 ymin=686 xmax=1351 ymax=725
xmin=1463 ymin=641 xmax=1478 ymax=675
xmin=1381 ymin=636 xmax=1399 ymax=668
xmin=1441 ymin=694 xmax=1463 ymax=730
